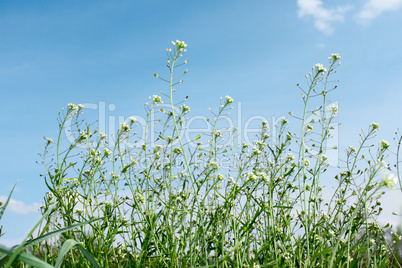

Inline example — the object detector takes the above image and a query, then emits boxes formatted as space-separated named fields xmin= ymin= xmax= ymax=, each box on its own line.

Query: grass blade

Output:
xmin=76 ymin=244 xmax=101 ymax=268
xmin=0 ymin=183 xmax=17 ymax=222
xmin=0 ymin=244 xmax=54 ymax=268
xmin=24 ymin=217 xmax=103 ymax=248
xmin=54 ymin=239 xmax=79 ymax=268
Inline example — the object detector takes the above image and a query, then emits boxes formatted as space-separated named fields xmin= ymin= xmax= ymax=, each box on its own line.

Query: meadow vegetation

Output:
xmin=1 ymin=41 xmax=402 ymax=267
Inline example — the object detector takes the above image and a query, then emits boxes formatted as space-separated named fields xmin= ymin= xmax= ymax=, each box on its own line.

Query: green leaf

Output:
xmin=54 ymin=239 xmax=80 ymax=268
xmin=0 ymin=183 xmax=17 ymax=222
xmin=0 ymin=244 xmax=54 ymax=268
xmin=24 ymin=217 xmax=103 ymax=248
xmin=195 ymin=134 xmax=201 ymax=140
xmin=76 ymin=244 xmax=101 ymax=268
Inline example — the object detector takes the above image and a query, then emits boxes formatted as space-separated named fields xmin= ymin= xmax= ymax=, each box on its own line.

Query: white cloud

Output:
xmin=0 ymin=196 xmax=41 ymax=215
xmin=356 ymin=0 xmax=402 ymax=23
xmin=297 ymin=0 xmax=353 ymax=35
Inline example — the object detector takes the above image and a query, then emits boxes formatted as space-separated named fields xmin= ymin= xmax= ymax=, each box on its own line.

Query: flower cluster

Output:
xmin=225 ymin=95 xmax=233 ymax=104
xmin=172 ymin=40 xmax=187 ymax=50
xmin=153 ymin=95 xmax=162 ymax=103
xmin=315 ymin=63 xmax=327 ymax=73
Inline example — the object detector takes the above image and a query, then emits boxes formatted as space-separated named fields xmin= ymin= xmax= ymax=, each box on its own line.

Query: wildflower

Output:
xmin=79 ymin=131 xmax=87 ymax=140
xmin=181 ymin=104 xmax=190 ymax=114
xmin=152 ymin=95 xmax=162 ymax=103
xmin=259 ymin=172 xmax=270 ymax=182
xmin=247 ymin=172 xmax=257 ymax=182
xmin=103 ymin=148 xmax=111 ymax=156
xmin=328 ymin=103 xmax=339 ymax=113
xmin=281 ymin=118 xmax=288 ymax=125
xmin=110 ymin=172 xmax=120 ymax=179
xmin=100 ymin=132 xmax=107 ymax=139
xmin=306 ymin=124 xmax=313 ymax=133
xmin=315 ymin=63 xmax=327 ymax=73
xmin=286 ymin=153 xmax=295 ymax=162
xmin=370 ymin=122 xmax=379 ymax=131
xmin=349 ymin=145 xmax=357 ymax=153
xmin=209 ymin=161 xmax=220 ymax=170
xmin=77 ymin=104 xmax=84 ymax=110
xmin=320 ymin=154 xmax=328 ymax=162
xmin=216 ymin=174 xmax=225 ymax=182
xmin=331 ymin=53 xmax=341 ymax=60
xmin=136 ymin=192 xmax=145 ymax=204
xmin=76 ymin=209 xmax=84 ymax=214
xmin=253 ymin=147 xmax=261 ymax=156
xmin=304 ymin=159 xmax=310 ymax=166
xmin=242 ymin=142 xmax=249 ymax=148
xmin=213 ymin=130 xmax=222 ymax=138
xmin=175 ymin=40 xmax=187 ymax=49
xmin=283 ymin=252 xmax=292 ymax=260
xmin=68 ymin=103 xmax=78 ymax=111
xmin=255 ymin=140 xmax=266 ymax=149
xmin=120 ymin=122 xmax=130 ymax=132
xmin=174 ymin=148 xmax=182 ymax=154
xmin=379 ymin=139 xmax=390 ymax=150
xmin=129 ymin=116 xmax=137 ymax=123
xmin=44 ymin=137 xmax=53 ymax=144
xmin=381 ymin=170 xmax=397 ymax=189
xmin=225 ymin=95 xmax=233 ymax=104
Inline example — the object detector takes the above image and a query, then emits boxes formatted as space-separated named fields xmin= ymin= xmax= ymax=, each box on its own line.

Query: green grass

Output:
xmin=1 ymin=41 xmax=402 ymax=267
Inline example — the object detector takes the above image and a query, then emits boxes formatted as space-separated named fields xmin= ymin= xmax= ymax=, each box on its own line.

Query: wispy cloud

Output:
xmin=356 ymin=0 xmax=402 ymax=24
xmin=297 ymin=0 xmax=352 ymax=35
xmin=0 ymin=196 xmax=40 ymax=215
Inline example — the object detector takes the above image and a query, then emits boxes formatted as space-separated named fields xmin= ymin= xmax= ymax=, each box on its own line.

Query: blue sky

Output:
xmin=1 ymin=0 xmax=402 ymax=246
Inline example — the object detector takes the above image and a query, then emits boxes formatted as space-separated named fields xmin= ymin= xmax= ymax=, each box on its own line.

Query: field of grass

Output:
xmin=1 ymin=41 xmax=402 ymax=267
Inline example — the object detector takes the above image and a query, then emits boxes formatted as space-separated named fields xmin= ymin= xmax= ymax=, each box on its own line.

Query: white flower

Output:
xmin=331 ymin=53 xmax=341 ymax=60
xmin=129 ymin=116 xmax=137 ymax=123
xmin=103 ymin=148 xmax=111 ymax=156
xmin=79 ymin=131 xmax=87 ymax=140
xmin=209 ymin=161 xmax=220 ymax=170
xmin=216 ymin=174 xmax=225 ymax=182
xmin=100 ymin=132 xmax=107 ymax=139
xmin=370 ymin=122 xmax=379 ymax=131
xmin=253 ymin=147 xmax=261 ymax=156
xmin=225 ymin=95 xmax=233 ymax=104
xmin=181 ymin=104 xmax=190 ymax=114
xmin=152 ymin=95 xmax=162 ymax=103
xmin=349 ymin=145 xmax=357 ymax=153
xmin=381 ymin=170 xmax=397 ymax=189
xmin=176 ymin=40 xmax=187 ymax=49
xmin=68 ymin=103 xmax=78 ymax=111
xmin=328 ymin=104 xmax=339 ymax=113
xmin=379 ymin=140 xmax=390 ymax=150
xmin=286 ymin=153 xmax=295 ymax=161
xmin=315 ymin=63 xmax=327 ymax=73
xmin=120 ymin=122 xmax=130 ymax=132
